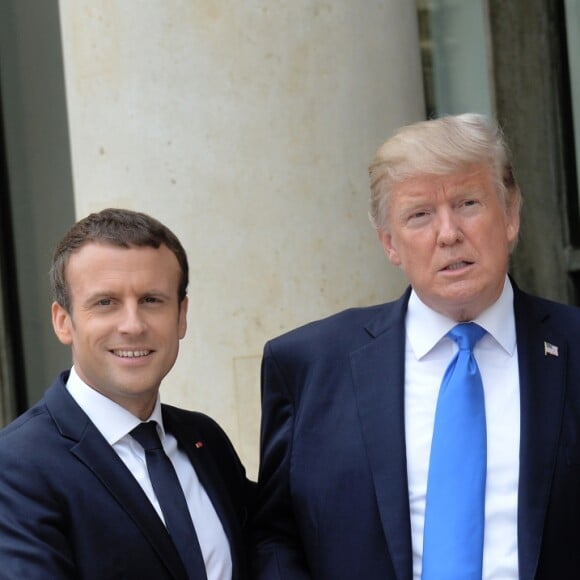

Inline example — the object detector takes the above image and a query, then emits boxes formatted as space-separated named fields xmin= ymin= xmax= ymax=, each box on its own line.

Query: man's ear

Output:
xmin=178 ymin=296 xmax=188 ymax=340
xmin=378 ymin=230 xmax=402 ymax=266
xmin=52 ymin=302 xmax=73 ymax=345
xmin=506 ymin=208 xmax=520 ymax=247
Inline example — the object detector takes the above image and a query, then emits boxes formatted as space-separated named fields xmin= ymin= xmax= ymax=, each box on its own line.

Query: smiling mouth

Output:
xmin=443 ymin=261 xmax=473 ymax=271
xmin=112 ymin=350 xmax=152 ymax=358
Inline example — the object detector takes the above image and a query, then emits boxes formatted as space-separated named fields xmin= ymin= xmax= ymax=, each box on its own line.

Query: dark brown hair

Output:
xmin=50 ymin=208 xmax=189 ymax=312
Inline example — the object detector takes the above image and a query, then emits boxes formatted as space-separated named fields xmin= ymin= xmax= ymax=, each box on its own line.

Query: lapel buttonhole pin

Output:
xmin=544 ymin=341 xmax=559 ymax=357
xmin=195 ymin=441 xmax=204 ymax=449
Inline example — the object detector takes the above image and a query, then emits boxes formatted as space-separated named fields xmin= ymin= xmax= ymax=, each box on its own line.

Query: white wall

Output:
xmin=59 ymin=0 xmax=424 ymax=477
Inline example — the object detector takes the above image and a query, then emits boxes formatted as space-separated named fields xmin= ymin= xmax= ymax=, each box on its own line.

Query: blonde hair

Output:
xmin=369 ymin=113 xmax=522 ymax=232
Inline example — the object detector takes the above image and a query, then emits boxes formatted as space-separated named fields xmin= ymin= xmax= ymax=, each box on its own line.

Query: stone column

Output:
xmin=59 ymin=0 xmax=425 ymax=476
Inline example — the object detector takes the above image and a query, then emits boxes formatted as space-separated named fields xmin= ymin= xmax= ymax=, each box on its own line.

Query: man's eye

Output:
xmin=408 ymin=210 xmax=429 ymax=222
xmin=97 ymin=298 xmax=112 ymax=306
xmin=144 ymin=296 xmax=160 ymax=304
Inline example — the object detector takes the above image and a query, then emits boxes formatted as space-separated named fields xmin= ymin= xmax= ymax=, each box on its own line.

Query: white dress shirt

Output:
xmin=66 ymin=368 xmax=232 ymax=580
xmin=405 ymin=276 xmax=520 ymax=579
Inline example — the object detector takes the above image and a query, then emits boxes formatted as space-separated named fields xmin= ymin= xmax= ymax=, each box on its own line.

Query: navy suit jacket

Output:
xmin=0 ymin=371 xmax=254 ymax=579
xmin=254 ymin=284 xmax=580 ymax=579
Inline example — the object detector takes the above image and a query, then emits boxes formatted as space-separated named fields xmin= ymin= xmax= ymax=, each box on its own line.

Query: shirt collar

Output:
xmin=406 ymin=275 xmax=516 ymax=360
xmin=66 ymin=366 xmax=165 ymax=445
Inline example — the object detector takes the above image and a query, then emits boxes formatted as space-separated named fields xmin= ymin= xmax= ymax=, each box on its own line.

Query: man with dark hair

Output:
xmin=254 ymin=115 xmax=580 ymax=579
xmin=0 ymin=208 xmax=253 ymax=579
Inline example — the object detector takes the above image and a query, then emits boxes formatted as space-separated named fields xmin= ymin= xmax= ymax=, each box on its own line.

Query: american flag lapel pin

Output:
xmin=544 ymin=341 xmax=559 ymax=357
xmin=195 ymin=441 xmax=204 ymax=449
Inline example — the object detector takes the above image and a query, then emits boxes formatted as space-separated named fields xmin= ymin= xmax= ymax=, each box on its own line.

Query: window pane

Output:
xmin=417 ymin=0 xmax=492 ymax=117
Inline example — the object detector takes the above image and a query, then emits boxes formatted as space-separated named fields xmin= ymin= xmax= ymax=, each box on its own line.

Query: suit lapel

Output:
xmin=514 ymin=290 xmax=568 ymax=580
xmin=350 ymin=291 xmax=413 ymax=580
xmin=45 ymin=377 xmax=188 ymax=580
xmin=164 ymin=409 xmax=245 ymax=580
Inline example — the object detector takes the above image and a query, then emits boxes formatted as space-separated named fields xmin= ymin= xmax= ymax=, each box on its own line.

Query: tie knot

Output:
xmin=447 ymin=322 xmax=486 ymax=351
xmin=130 ymin=421 xmax=163 ymax=451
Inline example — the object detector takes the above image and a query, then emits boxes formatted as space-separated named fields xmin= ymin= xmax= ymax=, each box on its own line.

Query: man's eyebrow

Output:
xmin=80 ymin=291 xmax=115 ymax=304
xmin=140 ymin=289 xmax=173 ymax=298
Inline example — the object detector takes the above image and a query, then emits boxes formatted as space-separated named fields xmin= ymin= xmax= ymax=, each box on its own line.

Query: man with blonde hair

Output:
xmin=254 ymin=114 xmax=580 ymax=579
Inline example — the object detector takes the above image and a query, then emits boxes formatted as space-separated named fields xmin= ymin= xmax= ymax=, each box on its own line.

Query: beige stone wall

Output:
xmin=59 ymin=0 xmax=424 ymax=477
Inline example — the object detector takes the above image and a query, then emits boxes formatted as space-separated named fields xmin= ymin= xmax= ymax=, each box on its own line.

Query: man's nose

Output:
xmin=117 ymin=304 xmax=146 ymax=334
xmin=436 ymin=209 xmax=463 ymax=246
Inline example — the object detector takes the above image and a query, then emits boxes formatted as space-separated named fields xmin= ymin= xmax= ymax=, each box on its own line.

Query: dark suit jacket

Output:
xmin=0 ymin=371 xmax=254 ymax=580
xmin=253 ymin=284 xmax=580 ymax=579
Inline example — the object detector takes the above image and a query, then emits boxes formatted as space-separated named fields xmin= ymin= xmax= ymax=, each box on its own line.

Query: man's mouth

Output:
xmin=111 ymin=350 xmax=152 ymax=358
xmin=443 ymin=261 xmax=472 ymax=271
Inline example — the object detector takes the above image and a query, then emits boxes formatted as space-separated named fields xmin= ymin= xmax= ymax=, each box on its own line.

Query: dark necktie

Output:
xmin=131 ymin=421 xmax=208 ymax=580
xmin=422 ymin=323 xmax=487 ymax=580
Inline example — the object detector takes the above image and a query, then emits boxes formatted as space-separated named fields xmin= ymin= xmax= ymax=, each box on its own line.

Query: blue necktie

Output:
xmin=422 ymin=323 xmax=487 ymax=580
xmin=131 ymin=421 xmax=208 ymax=580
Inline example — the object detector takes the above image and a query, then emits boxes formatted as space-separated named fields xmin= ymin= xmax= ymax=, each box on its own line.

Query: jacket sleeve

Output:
xmin=252 ymin=341 xmax=312 ymax=579
xmin=0 ymin=440 xmax=77 ymax=579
